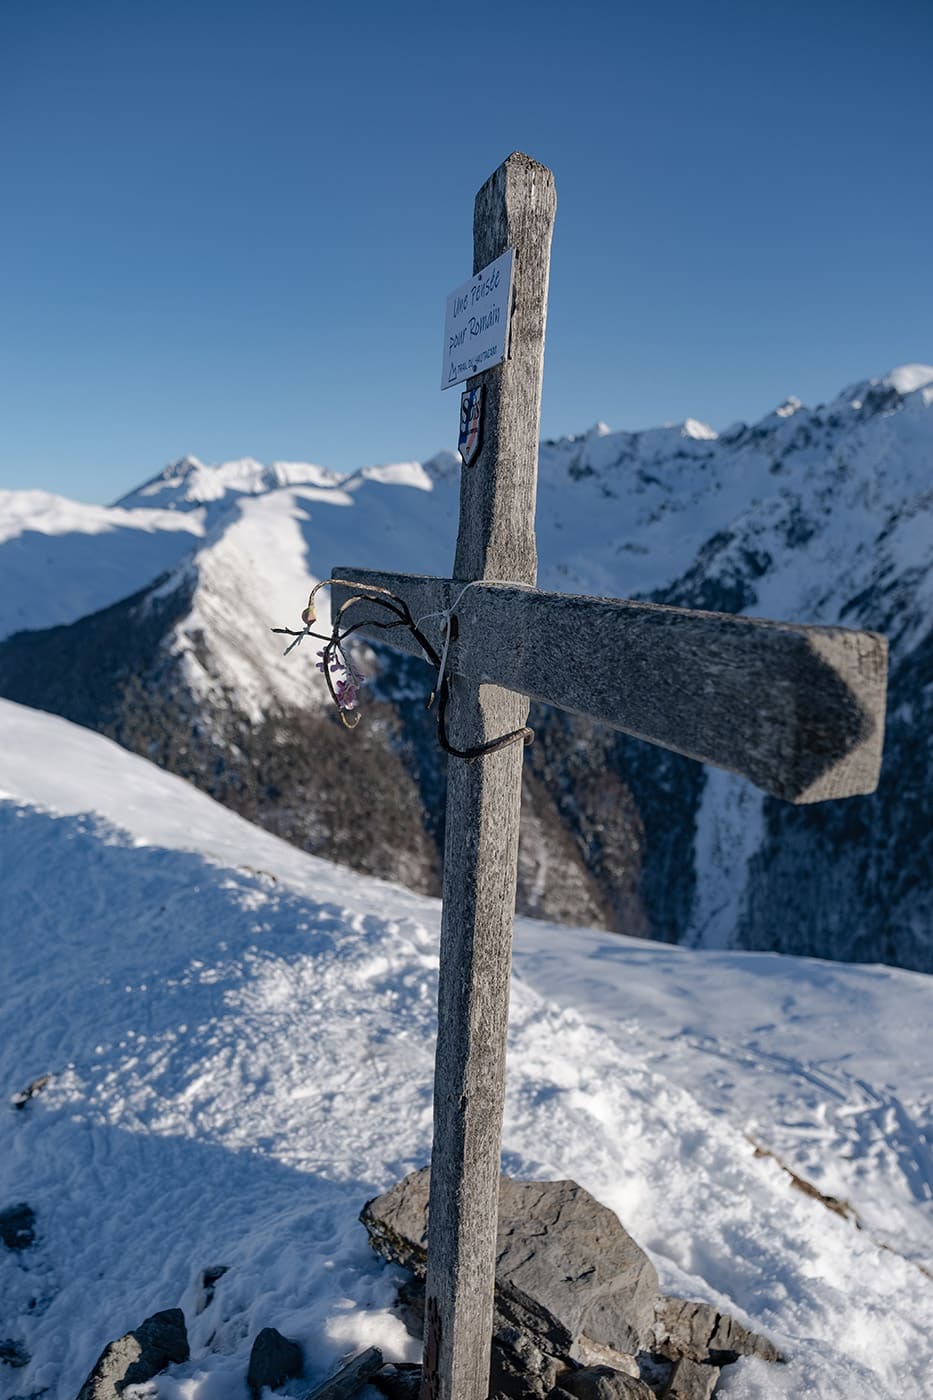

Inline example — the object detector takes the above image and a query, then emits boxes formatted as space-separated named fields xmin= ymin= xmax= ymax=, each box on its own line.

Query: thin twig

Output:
xmin=272 ymin=578 xmax=534 ymax=759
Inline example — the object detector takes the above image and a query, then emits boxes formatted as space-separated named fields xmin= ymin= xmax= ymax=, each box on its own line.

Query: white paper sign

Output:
xmin=441 ymin=249 xmax=514 ymax=390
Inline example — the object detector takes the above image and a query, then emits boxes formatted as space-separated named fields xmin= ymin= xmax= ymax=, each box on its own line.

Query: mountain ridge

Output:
xmin=0 ymin=363 xmax=929 ymax=967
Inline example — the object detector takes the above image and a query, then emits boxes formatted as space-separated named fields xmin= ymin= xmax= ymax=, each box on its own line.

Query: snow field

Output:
xmin=1 ymin=701 xmax=931 ymax=1399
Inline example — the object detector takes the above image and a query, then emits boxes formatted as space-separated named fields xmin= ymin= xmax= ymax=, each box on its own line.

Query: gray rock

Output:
xmin=570 ymin=1338 xmax=640 ymax=1377
xmin=301 ymin=1346 xmax=384 ymax=1399
xmin=75 ymin=1308 xmax=189 ymax=1399
xmin=362 ymin=1173 xmax=782 ymax=1398
xmin=546 ymin=1366 xmax=655 ymax=1399
xmin=497 ymin=1180 xmax=659 ymax=1355
xmin=247 ymin=1327 xmax=303 ymax=1397
xmin=660 ymin=1357 xmax=719 ymax=1400
xmin=360 ymin=1169 xmax=431 ymax=1275
xmin=654 ymin=1298 xmax=781 ymax=1365
xmin=362 ymin=1170 xmax=659 ymax=1356
xmin=394 ymin=1276 xmax=426 ymax=1340
xmin=383 ymin=1280 xmax=557 ymax=1400
xmin=0 ymin=1203 xmax=36 ymax=1251
xmin=490 ymin=1325 xmax=562 ymax=1399
xmin=0 ymin=1337 xmax=29 ymax=1367
xmin=371 ymin=1362 xmax=421 ymax=1398
xmin=195 ymin=1264 xmax=229 ymax=1314
xmin=11 ymin=1074 xmax=52 ymax=1109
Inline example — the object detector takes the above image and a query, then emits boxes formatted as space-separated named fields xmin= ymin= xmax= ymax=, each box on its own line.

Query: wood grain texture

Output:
xmin=422 ymin=676 xmax=529 ymax=1400
xmin=331 ymin=570 xmax=888 ymax=804
xmin=395 ymin=151 xmax=556 ymax=1400
xmin=456 ymin=152 xmax=556 ymax=584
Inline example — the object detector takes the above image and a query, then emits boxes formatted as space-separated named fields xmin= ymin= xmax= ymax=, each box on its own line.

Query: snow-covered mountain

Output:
xmin=114 ymin=453 xmax=342 ymax=512
xmin=0 ymin=366 xmax=930 ymax=967
xmin=1 ymin=698 xmax=931 ymax=1399
xmin=0 ymin=490 xmax=203 ymax=639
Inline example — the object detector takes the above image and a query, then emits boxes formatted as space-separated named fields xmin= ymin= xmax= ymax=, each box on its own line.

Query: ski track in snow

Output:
xmin=0 ymin=703 xmax=932 ymax=1399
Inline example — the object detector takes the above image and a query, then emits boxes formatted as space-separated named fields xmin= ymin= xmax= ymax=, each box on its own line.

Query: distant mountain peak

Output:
xmin=1 ymin=361 xmax=930 ymax=975
xmin=773 ymin=396 xmax=803 ymax=419
xmin=341 ymin=461 xmax=436 ymax=493
xmin=115 ymin=455 xmax=339 ymax=512
xmin=682 ymin=417 xmax=718 ymax=440
xmin=170 ymin=454 xmax=207 ymax=474
xmin=884 ymin=364 xmax=933 ymax=396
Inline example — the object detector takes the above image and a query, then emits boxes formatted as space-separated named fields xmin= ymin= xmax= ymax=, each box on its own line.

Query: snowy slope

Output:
xmin=0 ymin=456 xmax=461 ymax=715
xmin=530 ymin=368 xmax=933 ymax=960
xmin=0 ymin=365 xmax=930 ymax=968
xmin=1 ymin=699 xmax=932 ymax=1400
xmin=0 ymin=490 xmax=204 ymax=639
xmin=4 ymin=366 xmax=930 ymax=675
xmin=535 ymin=365 xmax=933 ymax=623
xmin=3 ymin=366 xmax=929 ymax=711
xmin=158 ymin=459 xmax=460 ymax=718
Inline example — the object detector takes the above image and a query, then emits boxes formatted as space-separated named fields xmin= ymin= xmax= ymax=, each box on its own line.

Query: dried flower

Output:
xmin=316 ymin=647 xmax=365 ymax=710
xmin=335 ymin=676 xmax=360 ymax=710
xmin=273 ymin=576 xmax=531 ymax=756
xmin=316 ymin=648 xmax=343 ymax=674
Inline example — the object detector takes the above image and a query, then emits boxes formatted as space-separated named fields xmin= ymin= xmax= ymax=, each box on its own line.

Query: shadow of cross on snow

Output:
xmin=330 ymin=151 xmax=888 ymax=1400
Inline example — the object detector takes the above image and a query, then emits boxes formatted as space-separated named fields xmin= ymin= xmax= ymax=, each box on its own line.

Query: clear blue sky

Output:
xmin=1 ymin=0 xmax=930 ymax=503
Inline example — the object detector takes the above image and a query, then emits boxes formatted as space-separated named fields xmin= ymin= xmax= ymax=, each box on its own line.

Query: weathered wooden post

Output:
xmin=421 ymin=152 xmax=556 ymax=1400
xmin=327 ymin=151 xmax=888 ymax=1400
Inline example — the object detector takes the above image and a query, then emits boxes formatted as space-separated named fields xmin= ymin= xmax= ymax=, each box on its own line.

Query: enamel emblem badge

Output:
xmin=458 ymin=385 xmax=484 ymax=467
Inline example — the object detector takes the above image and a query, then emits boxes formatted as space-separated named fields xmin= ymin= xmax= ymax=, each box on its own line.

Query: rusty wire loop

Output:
xmin=272 ymin=577 xmax=534 ymax=760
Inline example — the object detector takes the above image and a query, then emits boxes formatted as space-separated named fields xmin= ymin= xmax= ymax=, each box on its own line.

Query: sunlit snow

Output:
xmin=1 ymin=700 xmax=931 ymax=1400
xmin=1 ymin=367 xmax=931 ymax=1396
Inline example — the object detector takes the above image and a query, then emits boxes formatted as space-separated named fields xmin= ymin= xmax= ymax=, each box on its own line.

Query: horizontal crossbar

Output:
xmin=331 ymin=569 xmax=887 ymax=804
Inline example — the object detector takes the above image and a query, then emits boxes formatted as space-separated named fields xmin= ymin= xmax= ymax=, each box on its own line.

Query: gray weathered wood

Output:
xmin=396 ymin=152 xmax=556 ymax=1400
xmin=456 ymin=151 xmax=555 ymax=583
xmin=300 ymin=1346 xmax=383 ymax=1400
xmin=331 ymin=570 xmax=887 ymax=804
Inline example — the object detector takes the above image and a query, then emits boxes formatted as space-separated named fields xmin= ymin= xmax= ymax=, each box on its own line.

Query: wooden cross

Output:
xmin=332 ymin=153 xmax=887 ymax=1400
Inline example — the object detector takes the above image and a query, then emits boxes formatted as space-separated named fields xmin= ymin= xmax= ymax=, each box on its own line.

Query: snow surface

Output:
xmin=3 ymin=363 xmax=931 ymax=741
xmin=158 ymin=467 xmax=461 ymax=719
xmin=884 ymin=364 xmax=933 ymax=396
xmin=152 ymin=359 xmax=933 ymax=730
xmin=1 ymin=698 xmax=931 ymax=1399
xmin=115 ymin=456 xmax=341 ymax=512
xmin=0 ymin=491 xmax=203 ymax=639
xmin=681 ymin=418 xmax=718 ymax=440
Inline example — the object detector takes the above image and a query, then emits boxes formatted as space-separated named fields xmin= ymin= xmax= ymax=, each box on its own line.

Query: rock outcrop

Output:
xmin=246 ymin=1326 xmax=303 ymax=1397
xmin=0 ymin=1203 xmax=36 ymax=1252
xmin=361 ymin=1169 xmax=780 ymax=1399
xmin=75 ymin=1308 xmax=189 ymax=1400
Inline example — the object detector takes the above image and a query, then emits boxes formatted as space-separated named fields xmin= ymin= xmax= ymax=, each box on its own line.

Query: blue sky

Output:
xmin=1 ymin=0 xmax=930 ymax=503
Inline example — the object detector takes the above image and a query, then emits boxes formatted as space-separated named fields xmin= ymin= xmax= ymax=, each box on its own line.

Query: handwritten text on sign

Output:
xmin=441 ymin=249 xmax=514 ymax=390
